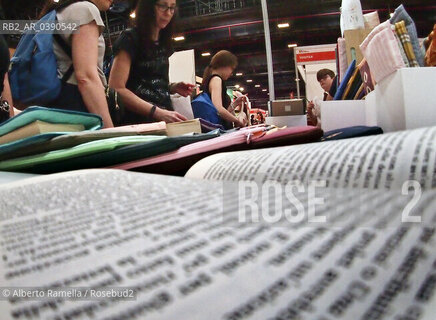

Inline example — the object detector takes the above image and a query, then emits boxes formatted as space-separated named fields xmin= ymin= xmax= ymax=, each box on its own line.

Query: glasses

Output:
xmin=155 ymin=3 xmax=177 ymax=14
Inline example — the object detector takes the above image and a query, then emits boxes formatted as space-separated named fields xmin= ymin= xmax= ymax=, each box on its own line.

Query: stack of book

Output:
xmin=0 ymin=107 xmax=322 ymax=174
xmin=335 ymin=5 xmax=427 ymax=101
xmin=333 ymin=58 xmax=374 ymax=100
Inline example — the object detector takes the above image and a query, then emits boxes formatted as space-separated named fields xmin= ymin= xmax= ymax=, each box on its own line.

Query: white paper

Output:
xmin=186 ymin=126 xmax=436 ymax=190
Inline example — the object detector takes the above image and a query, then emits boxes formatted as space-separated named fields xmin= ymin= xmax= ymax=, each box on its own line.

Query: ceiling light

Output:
xmin=240 ymin=87 xmax=244 ymax=91
xmin=389 ymin=12 xmax=394 ymax=18
xmin=235 ymin=84 xmax=240 ymax=88
xmin=278 ymin=23 xmax=290 ymax=28
xmin=130 ymin=12 xmax=136 ymax=19
xmin=246 ymin=79 xmax=253 ymax=83
xmin=235 ymin=73 xmax=243 ymax=76
xmin=262 ymin=89 xmax=267 ymax=92
xmin=201 ymin=52 xmax=211 ymax=57
xmin=53 ymin=0 xmax=59 ymax=2
xmin=173 ymin=36 xmax=185 ymax=41
xmin=255 ymin=84 xmax=260 ymax=88
xmin=287 ymin=43 xmax=297 ymax=48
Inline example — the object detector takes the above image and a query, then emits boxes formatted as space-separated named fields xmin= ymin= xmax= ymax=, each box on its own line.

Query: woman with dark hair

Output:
xmin=307 ymin=68 xmax=336 ymax=127
xmin=109 ymin=0 xmax=194 ymax=124
xmin=39 ymin=0 xmax=114 ymax=127
xmin=199 ymin=50 xmax=247 ymax=128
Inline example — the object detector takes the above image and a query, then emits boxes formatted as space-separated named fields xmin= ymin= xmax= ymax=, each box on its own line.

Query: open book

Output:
xmin=1 ymin=126 xmax=435 ymax=319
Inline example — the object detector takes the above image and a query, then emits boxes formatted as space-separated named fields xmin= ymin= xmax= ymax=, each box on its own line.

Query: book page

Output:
xmin=0 ymin=171 xmax=39 ymax=185
xmin=186 ymin=126 xmax=436 ymax=190
xmin=1 ymin=170 xmax=435 ymax=319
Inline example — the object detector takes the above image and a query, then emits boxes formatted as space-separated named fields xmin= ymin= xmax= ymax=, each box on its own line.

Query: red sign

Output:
xmin=296 ymin=51 xmax=336 ymax=63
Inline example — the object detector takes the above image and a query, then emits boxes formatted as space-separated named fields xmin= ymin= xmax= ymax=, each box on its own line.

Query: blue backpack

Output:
xmin=9 ymin=10 xmax=74 ymax=106
xmin=191 ymin=92 xmax=222 ymax=126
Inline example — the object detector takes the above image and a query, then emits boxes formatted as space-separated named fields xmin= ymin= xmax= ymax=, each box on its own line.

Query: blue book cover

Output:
xmin=0 ymin=107 xmax=102 ymax=159
xmin=334 ymin=59 xmax=356 ymax=100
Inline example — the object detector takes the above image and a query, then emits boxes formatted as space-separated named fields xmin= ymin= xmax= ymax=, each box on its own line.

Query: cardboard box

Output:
xmin=365 ymin=68 xmax=436 ymax=132
xmin=265 ymin=115 xmax=307 ymax=127
xmin=320 ymin=100 xmax=367 ymax=132
xmin=267 ymin=99 xmax=305 ymax=116
xmin=344 ymin=28 xmax=371 ymax=65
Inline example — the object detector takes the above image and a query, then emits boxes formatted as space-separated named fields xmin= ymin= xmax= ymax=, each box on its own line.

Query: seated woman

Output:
xmin=41 ymin=0 xmax=114 ymax=128
xmin=195 ymin=50 xmax=247 ymax=128
xmin=109 ymin=0 xmax=194 ymax=124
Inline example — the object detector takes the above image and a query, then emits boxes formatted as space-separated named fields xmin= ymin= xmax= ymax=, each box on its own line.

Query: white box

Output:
xmin=365 ymin=68 xmax=436 ymax=132
xmin=265 ymin=115 xmax=307 ymax=127
xmin=320 ymin=100 xmax=367 ymax=131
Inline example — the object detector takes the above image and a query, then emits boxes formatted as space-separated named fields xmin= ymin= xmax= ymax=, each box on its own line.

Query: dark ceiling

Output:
xmin=3 ymin=0 xmax=436 ymax=108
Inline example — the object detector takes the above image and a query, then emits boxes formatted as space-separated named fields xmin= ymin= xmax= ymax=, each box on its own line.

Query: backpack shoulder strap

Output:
xmin=53 ymin=33 xmax=74 ymax=83
xmin=51 ymin=1 xmax=99 ymax=83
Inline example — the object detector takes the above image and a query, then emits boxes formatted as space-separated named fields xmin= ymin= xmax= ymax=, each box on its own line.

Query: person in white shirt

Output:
xmin=40 ymin=0 xmax=114 ymax=128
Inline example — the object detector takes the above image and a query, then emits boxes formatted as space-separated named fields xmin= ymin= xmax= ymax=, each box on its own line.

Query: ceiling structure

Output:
xmin=4 ymin=0 xmax=436 ymax=108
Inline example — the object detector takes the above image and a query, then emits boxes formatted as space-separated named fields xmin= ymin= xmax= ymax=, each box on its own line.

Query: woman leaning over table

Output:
xmin=109 ymin=0 xmax=194 ymax=125
xmin=200 ymin=50 xmax=247 ymax=128
xmin=41 ymin=0 xmax=114 ymax=128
